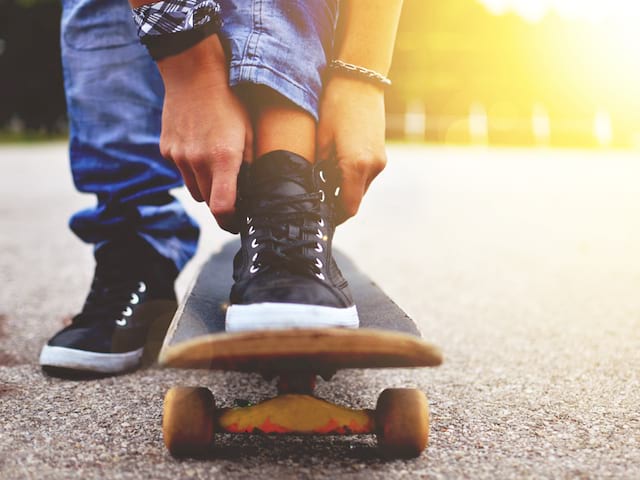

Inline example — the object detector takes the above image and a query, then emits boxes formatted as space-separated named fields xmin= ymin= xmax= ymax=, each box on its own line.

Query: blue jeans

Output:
xmin=61 ymin=0 xmax=337 ymax=270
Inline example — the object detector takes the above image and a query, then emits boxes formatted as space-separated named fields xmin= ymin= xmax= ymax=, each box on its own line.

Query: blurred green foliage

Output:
xmin=1 ymin=0 xmax=638 ymax=147
xmin=0 ymin=0 xmax=65 ymax=134
xmin=389 ymin=0 xmax=640 ymax=147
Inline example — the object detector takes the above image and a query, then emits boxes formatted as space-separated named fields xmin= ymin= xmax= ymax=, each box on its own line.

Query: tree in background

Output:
xmin=0 ymin=0 xmax=65 ymax=133
xmin=1 ymin=0 xmax=638 ymax=147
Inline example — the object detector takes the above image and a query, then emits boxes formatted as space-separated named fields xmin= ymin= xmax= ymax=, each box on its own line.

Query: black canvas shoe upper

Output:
xmin=231 ymin=150 xmax=354 ymax=308
xmin=46 ymin=235 xmax=178 ymax=354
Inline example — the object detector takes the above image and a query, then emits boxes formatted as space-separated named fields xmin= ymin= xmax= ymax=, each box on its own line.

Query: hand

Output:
xmin=317 ymin=75 xmax=387 ymax=223
xmin=157 ymin=37 xmax=253 ymax=232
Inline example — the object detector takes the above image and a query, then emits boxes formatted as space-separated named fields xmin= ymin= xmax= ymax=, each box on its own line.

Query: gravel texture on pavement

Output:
xmin=0 ymin=143 xmax=638 ymax=479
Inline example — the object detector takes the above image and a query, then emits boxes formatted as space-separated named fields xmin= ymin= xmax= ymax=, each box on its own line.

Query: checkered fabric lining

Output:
xmin=132 ymin=0 xmax=221 ymax=37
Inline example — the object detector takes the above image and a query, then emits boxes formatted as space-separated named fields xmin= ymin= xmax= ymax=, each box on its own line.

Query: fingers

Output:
xmin=160 ymin=141 xmax=205 ymax=203
xmin=335 ymin=151 xmax=387 ymax=224
xmin=317 ymin=126 xmax=387 ymax=223
xmin=316 ymin=113 xmax=335 ymax=164
xmin=177 ymin=163 xmax=205 ymax=203
xmin=162 ymin=144 xmax=244 ymax=231
xmin=336 ymin=166 xmax=365 ymax=224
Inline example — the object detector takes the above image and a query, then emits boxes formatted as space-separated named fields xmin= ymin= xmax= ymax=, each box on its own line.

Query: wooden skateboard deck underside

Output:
xmin=159 ymin=240 xmax=442 ymax=373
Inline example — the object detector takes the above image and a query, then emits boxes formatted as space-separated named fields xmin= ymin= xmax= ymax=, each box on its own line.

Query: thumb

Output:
xmin=334 ymin=159 xmax=366 ymax=224
xmin=316 ymin=115 xmax=335 ymax=162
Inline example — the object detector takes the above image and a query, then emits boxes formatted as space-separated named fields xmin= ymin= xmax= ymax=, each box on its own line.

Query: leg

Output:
xmin=62 ymin=0 xmax=199 ymax=270
xmin=220 ymin=0 xmax=358 ymax=330
xmin=40 ymin=0 xmax=197 ymax=376
xmin=247 ymin=86 xmax=316 ymax=162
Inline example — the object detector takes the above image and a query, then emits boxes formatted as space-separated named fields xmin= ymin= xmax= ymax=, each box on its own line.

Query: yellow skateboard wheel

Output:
xmin=375 ymin=388 xmax=429 ymax=458
xmin=163 ymin=386 xmax=215 ymax=457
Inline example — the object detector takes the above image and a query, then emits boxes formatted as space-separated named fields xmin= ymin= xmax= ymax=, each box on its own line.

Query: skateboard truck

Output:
xmin=275 ymin=372 xmax=316 ymax=394
xmin=162 ymin=373 xmax=430 ymax=459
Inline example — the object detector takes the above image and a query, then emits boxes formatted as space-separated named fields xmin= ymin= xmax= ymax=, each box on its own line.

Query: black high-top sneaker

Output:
xmin=226 ymin=150 xmax=359 ymax=332
xmin=39 ymin=236 xmax=178 ymax=375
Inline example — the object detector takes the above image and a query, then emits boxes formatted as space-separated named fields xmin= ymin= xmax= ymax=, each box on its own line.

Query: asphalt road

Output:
xmin=1 ymin=143 xmax=638 ymax=479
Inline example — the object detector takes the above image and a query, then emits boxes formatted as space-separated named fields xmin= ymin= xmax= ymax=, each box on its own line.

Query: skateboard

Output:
xmin=159 ymin=240 xmax=443 ymax=458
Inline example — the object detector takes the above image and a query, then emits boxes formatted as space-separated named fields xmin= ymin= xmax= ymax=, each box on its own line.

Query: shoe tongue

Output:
xmin=250 ymin=150 xmax=314 ymax=198
xmin=94 ymin=236 xmax=150 ymax=281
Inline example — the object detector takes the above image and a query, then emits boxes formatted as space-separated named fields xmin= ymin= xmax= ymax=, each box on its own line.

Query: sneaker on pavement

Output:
xmin=39 ymin=236 xmax=178 ymax=376
xmin=226 ymin=150 xmax=359 ymax=332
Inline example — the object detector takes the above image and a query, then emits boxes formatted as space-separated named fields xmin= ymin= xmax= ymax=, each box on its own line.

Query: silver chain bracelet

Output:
xmin=328 ymin=60 xmax=392 ymax=87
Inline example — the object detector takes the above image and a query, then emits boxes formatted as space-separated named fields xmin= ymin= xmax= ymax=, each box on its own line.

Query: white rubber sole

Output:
xmin=39 ymin=345 xmax=143 ymax=373
xmin=225 ymin=303 xmax=359 ymax=332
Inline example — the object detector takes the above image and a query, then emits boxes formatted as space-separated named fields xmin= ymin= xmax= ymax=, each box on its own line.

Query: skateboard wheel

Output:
xmin=375 ymin=388 xmax=429 ymax=458
xmin=163 ymin=387 xmax=215 ymax=457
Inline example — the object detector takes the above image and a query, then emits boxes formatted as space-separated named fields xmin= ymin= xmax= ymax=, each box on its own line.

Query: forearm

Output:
xmin=333 ymin=0 xmax=403 ymax=75
xmin=128 ymin=0 xmax=227 ymax=90
xmin=155 ymin=36 xmax=228 ymax=94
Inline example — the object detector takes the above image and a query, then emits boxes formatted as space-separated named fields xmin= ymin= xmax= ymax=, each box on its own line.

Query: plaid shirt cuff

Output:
xmin=132 ymin=0 xmax=221 ymax=38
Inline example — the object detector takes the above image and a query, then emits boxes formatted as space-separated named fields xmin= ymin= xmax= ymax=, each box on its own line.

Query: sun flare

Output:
xmin=477 ymin=0 xmax=640 ymax=131
xmin=479 ymin=0 xmax=640 ymax=24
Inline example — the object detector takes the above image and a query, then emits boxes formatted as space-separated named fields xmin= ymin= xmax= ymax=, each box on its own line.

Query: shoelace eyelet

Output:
xmin=138 ymin=281 xmax=146 ymax=293
xmin=130 ymin=293 xmax=140 ymax=305
xmin=115 ymin=318 xmax=127 ymax=327
xmin=251 ymin=238 xmax=259 ymax=248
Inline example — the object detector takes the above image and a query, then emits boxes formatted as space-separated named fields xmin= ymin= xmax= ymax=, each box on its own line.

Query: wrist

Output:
xmin=330 ymin=51 xmax=391 ymax=78
xmin=157 ymin=35 xmax=228 ymax=94
xmin=331 ymin=0 xmax=402 ymax=83
xmin=324 ymin=75 xmax=386 ymax=106
xmin=131 ymin=0 xmax=222 ymax=61
xmin=327 ymin=60 xmax=391 ymax=88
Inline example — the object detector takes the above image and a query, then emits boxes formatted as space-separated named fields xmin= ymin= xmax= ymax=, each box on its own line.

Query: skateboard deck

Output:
xmin=160 ymin=240 xmax=442 ymax=374
xmin=159 ymin=240 xmax=442 ymax=458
